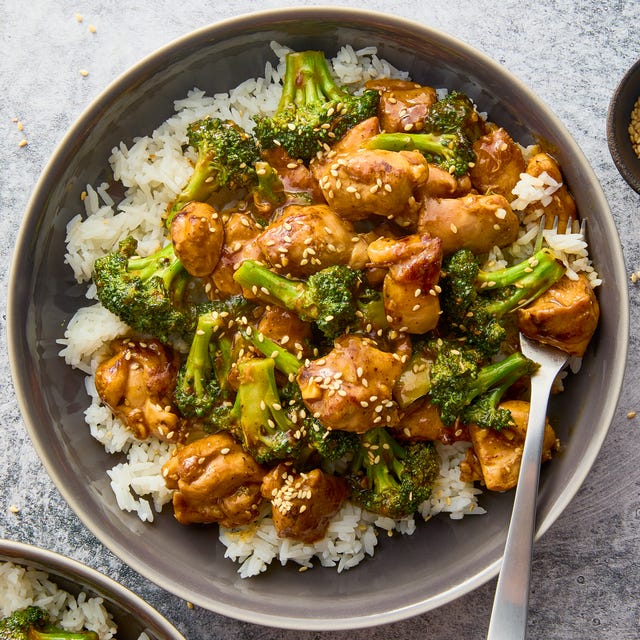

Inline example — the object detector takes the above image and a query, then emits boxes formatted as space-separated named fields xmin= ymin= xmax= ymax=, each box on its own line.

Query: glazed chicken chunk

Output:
xmin=260 ymin=146 xmax=324 ymax=204
xmin=170 ymin=201 xmax=224 ymax=277
xmin=95 ymin=337 xmax=183 ymax=442
xmin=418 ymin=193 xmax=519 ymax=255
xmin=257 ymin=305 xmax=314 ymax=359
xmin=365 ymin=78 xmax=438 ymax=133
xmin=367 ymin=233 xmax=443 ymax=334
xmin=207 ymin=211 xmax=263 ymax=297
xmin=468 ymin=127 xmax=526 ymax=199
xmin=468 ymin=400 xmax=558 ymax=492
xmin=255 ymin=203 xmax=369 ymax=277
xmin=297 ymin=335 xmax=406 ymax=433
xmin=261 ymin=463 xmax=350 ymax=543
xmin=311 ymin=118 xmax=428 ymax=228
xmin=315 ymin=148 xmax=428 ymax=228
xmin=424 ymin=163 xmax=472 ymax=199
xmin=517 ymin=273 xmax=600 ymax=357
xmin=162 ymin=432 xmax=266 ymax=527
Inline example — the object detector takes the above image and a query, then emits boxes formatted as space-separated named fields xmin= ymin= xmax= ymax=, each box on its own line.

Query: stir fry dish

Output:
xmin=62 ymin=46 xmax=600 ymax=574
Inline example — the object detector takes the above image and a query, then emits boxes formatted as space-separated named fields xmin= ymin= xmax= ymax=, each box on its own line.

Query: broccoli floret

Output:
xmin=364 ymin=91 xmax=485 ymax=177
xmin=440 ymin=248 xmax=566 ymax=357
xmin=366 ymin=130 xmax=475 ymax=177
xmin=226 ymin=357 xmax=305 ymax=465
xmin=241 ymin=339 xmax=358 ymax=464
xmin=0 ymin=606 xmax=98 ymax=640
xmin=93 ymin=236 xmax=195 ymax=342
xmin=169 ymin=117 xmax=261 ymax=224
xmin=253 ymin=50 xmax=379 ymax=162
xmin=174 ymin=296 xmax=252 ymax=418
xmin=428 ymin=339 xmax=538 ymax=428
xmin=305 ymin=417 xmax=360 ymax=463
xmin=233 ymin=260 xmax=362 ymax=340
xmin=423 ymin=90 xmax=485 ymax=141
xmin=460 ymin=378 xmax=519 ymax=431
xmin=347 ymin=427 xmax=439 ymax=519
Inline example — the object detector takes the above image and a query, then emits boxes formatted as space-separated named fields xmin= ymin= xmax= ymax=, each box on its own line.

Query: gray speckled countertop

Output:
xmin=1 ymin=1 xmax=639 ymax=638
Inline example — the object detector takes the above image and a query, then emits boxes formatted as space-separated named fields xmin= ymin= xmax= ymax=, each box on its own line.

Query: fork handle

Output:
xmin=486 ymin=367 xmax=558 ymax=640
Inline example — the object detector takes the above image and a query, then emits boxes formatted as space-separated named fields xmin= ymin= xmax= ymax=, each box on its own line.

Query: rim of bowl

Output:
xmin=607 ymin=57 xmax=640 ymax=193
xmin=0 ymin=539 xmax=186 ymax=639
xmin=7 ymin=6 xmax=629 ymax=629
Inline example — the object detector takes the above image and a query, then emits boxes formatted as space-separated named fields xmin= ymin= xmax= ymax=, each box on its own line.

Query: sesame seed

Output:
xmin=79 ymin=69 xmax=89 ymax=77
xmin=628 ymin=411 xmax=637 ymax=419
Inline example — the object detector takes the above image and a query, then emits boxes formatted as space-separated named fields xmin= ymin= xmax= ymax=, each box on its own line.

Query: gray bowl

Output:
xmin=7 ymin=7 xmax=628 ymax=630
xmin=0 ymin=539 xmax=185 ymax=639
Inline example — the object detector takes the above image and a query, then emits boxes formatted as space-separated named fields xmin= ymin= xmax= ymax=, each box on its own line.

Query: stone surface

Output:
xmin=1 ymin=1 xmax=639 ymax=639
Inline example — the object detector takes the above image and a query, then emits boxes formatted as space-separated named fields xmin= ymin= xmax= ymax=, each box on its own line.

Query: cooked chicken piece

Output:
xmin=312 ymin=116 xmax=380 ymax=166
xmin=425 ymin=163 xmax=473 ymax=198
xmin=162 ymin=432 xmax=266 ymax=527
xmin=365 ymin=78 xmax=438 ymax=133
xmin=261 ymin=463 xmax=349 ymax=543
xmin=468 ymin=399 xmax=558 ymax=492
xmin=170 ymin=201 xmax=224 ymax=277
xmin=260 ymin=146 xmax=324 ymax=203
xmin=367 ymin=233 xmax=443 ymax=334
xmin=521 ymin=152 xmax=577 ymax=233
xmin=517 ymin=273 xmax=599 ymax=357
xmin=469 ymin=127 xmax=525 ymax=199
xmin=393 ymin=397 xmax=471 ymax=444
xmin=95 ymin=337 xmax=183 ymax=442
xmin=255 ymin=203 xmax=369 ymax=277
xmin=257 ymin=305 xmax=313 ymax=359
xmin=393 ymin=397 xmax=447 ymax=442
xmin=207 ymin=211 xmax=263 ymax=297
xmin=315 ymin=148 xmax=428 ymax=228
xmin=418 ymin=193 xmax=519 ymax=255
xmin=459 ymin=447 xmax=484 ymax=484
xmin=297 ymin=335 xmax=405 ymax=433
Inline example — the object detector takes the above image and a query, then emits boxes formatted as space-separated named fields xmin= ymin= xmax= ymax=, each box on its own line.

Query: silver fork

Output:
xmin=487 ymin=215 xmax=585 ymax=639
xmin=486 ymin=334 xmax=568 ymax=640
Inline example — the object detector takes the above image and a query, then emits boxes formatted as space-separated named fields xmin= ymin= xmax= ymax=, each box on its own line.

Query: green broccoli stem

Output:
xmin=279 ymin=51 xmax=348 ymax=111
xmin=469 ymin=352 xmax=537 ymax=402
xmin=184 ymin=311 xmax=222 ymax=397
xmin=366 ymin=132 xmax=453 ymax=158
xmin=127 ymin=242 xmax=184 ymax=291
xmin=169 ymin=153 xmax=216 ymax=222
xmin=394 ymin=349 xmax=433 ymax=409
xmin=253 ymin=161 xmax=285 ymax=213
xmin=233 ymin=357 xmax=298 ymax=461
xmin=244 ymin=329 xmax=302 ymax=379
xmin=233 ymin=259 xmax=317 ymax=320
xmin=362 ymin=428 xmax=405 ymax=490
xmin=478 ymin=248 xmax=565 ymax=316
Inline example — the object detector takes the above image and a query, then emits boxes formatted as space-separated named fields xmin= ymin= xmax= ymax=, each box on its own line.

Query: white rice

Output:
xmin=57 ymin=42 xmax=598 ymax=576
xmin=0 ymin=562 xmax=119 ymax=639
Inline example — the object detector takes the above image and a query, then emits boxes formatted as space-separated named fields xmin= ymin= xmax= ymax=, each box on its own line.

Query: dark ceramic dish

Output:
xmin=7 ymin=7 xmax=628 ymax=630
xmin=607 ymin=57 xmax=640 ymax=193
xmin=0 ymin=539 xmax=185 ymax=639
